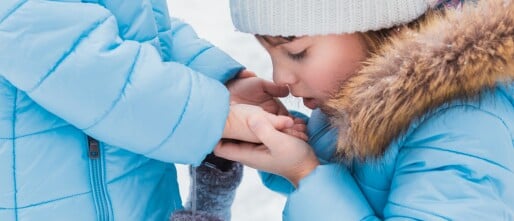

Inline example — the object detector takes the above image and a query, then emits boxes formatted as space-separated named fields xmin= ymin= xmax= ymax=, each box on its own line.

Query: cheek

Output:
xmin=303 ymin=59 xmax=354 ymax=96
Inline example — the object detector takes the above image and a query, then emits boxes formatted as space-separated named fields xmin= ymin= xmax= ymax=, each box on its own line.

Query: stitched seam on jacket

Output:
xmin=0 ymin=125 xmax=72 ymax=140
xmin=136 ymin=29 xmax=174 ymax=44
xmin=157 ymin=30 xmax=172 ymax=61
xmin=402 ymin=104 xmax=513 ymax=173
xmin=385 ymin=200 xmax=450 ymax=220
xmin=402 ymin=145 xmax=513 ymax=173
xmin=27 ymin=15 xmax=112 ymax=93
xmin=83 ymin=45 xmax=142 ymax=130
xmin=0 ymin=191 xmax=91 ymax=210
xmin=11 ymin=89 xmax=18 ymax=220
xmin=139 ymin=35 xmax=159 ymax=44
xmin=145 ymin=73 xmax=193 ymax=155
xmin=360 ymin=215 xmax=376 ymax=221
xmin=0 ymin=0 xmax=27 ymax=25
xmin=353 ymin=174 xmax=389 ymax=192
xmin=170 ymin=23 xmax=187 ymax=36
xmin=185 ymin=46 xmax=214 ymax=66
xmin=496 ymin=87 xmax=514 ymax=141
xmin=403 ymin=104 xmax=513 ymax=146
xmin=159 ymin=27 xmax=171 ymax=34
xmin=149 ymin=3 xmax=164 ymax=54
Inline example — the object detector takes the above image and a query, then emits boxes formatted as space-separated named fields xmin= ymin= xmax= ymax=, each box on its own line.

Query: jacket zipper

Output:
xmin=87 ymin=136 xmax=113 ymax=221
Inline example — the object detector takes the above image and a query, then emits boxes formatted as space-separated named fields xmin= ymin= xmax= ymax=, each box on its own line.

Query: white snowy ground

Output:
xmin=167 ymin=0 xmax=310 ymax=220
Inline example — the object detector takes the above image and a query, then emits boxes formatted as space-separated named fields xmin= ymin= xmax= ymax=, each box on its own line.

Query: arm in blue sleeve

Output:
xmin=283 ymin=164 xmax=375 ymax=221
xmin=259 ymin=171 xmax=295 ymax=196
xmin=259 ymin=109 xmax=338 ymax=199
xmin=257 ymin=110 xmax=311 ymax=196
xmin=166 ymin=17 xmax=243 ymax=83
xmin=95 ymin=0 xmax=243 ymax=82
xmin=282 ymin=106 xmax=514 ymax=221
xmin=0 ymin=0 xmax=230 ymax=165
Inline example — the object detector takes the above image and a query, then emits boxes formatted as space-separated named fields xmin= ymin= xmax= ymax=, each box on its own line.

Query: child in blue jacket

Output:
xmin=0 ymin=0 xmax=295 ymax=220
xmin=216 ymin=0 xmax=514 ymax=220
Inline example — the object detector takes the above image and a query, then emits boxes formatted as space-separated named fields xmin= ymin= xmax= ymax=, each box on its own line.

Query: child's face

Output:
xmin=257 ymin=34 xmax=367 ymax=109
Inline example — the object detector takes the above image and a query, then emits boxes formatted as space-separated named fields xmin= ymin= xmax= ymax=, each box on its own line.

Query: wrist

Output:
xmin=288 ymin=159 xmax=320 ymax=188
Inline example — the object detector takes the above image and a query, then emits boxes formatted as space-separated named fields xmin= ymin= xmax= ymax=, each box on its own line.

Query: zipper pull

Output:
xmin=88 ymin=136 xmax=100 ymax=159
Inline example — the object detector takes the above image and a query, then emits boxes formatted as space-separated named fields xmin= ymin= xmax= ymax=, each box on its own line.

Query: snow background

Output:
xmin=167 ymin=0 xmax=310 ymax=220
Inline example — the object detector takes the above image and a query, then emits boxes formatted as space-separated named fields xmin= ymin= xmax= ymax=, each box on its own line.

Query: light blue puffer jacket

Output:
xmin=260 ymin=1 xmax=514 ymax=220
xmin=0 ymin=0 xmax=242 ymax=220
xmin=264 ymin=88 xmax=514 ymax=220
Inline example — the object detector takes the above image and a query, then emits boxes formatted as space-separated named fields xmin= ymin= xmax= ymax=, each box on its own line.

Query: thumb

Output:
xmin=262 ymin=80 xmax=289 ymax=97
xmin=263 ymin=114 xmax=294 ymax=131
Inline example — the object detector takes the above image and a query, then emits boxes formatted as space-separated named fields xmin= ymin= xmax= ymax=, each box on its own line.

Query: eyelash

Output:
xmin=287 ymin=50 xmax=307 ymax=61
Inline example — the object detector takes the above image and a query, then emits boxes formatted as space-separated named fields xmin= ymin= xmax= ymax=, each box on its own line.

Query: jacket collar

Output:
xmin=323 ymin=0 xmax=514 ymax=161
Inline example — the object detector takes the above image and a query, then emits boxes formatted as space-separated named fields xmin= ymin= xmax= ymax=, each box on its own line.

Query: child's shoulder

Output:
xmin=399 ymin=86 xmax=514 ymax=165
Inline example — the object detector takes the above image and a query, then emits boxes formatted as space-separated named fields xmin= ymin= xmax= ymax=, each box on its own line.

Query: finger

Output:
xmin=264 ymin=114 xmax=294 ymax=130
xmin=214 ymin=141 xmax=272 ymax=168
xmin=292 ymin=123 xmax=306 ymax=133
xmin=262 ymin=80 xmax=289 ymax=97
xmin=214 ymin=141 xmax=258 ymax=161
xmin=248 ymin=116 xmax=300 ymax=151
xmin=282 ymin=128 xmax=309 ymax=141
xmin=238 ymin=70 xmax=257 ymax=78
xmin=293 ymin=117 xmax=306 ymax=125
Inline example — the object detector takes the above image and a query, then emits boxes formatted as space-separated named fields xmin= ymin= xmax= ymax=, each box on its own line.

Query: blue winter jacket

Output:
xmin=0 ymin=0 xmax=242 ymax=220
xmin=261 ymin=1 xmax=514 ymax=220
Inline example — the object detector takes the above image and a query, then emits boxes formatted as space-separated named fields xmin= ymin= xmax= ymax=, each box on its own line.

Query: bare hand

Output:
xmin=228 ymin=70 xmax=289 ymax=115
xmin=216 ymin=115 xmax=318 ymax=187
xmin=222 ymin=104 xmax=294 ymax=143
xmin=283 ymin=117 xmax=308 ymax=141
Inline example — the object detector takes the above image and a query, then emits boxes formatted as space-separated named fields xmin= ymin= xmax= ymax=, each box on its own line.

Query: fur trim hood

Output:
xmin=324 ymin=0 xmax=514 ymax=160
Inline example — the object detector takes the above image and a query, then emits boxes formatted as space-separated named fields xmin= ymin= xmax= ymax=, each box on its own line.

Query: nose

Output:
xmin=272 ymin=64 xmax=297 ymax=86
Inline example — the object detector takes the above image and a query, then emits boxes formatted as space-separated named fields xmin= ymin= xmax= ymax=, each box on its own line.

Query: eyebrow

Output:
xmin=258 ymin=35 xmax=296 ymax=47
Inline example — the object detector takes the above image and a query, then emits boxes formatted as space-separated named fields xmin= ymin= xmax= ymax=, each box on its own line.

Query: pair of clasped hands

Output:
xmin=216 ymin=70 xmax=319 ymax=187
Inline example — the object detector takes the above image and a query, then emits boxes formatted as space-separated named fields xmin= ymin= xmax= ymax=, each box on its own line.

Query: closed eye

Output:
xmin=287 ymin=50 xmax=307 ymax=61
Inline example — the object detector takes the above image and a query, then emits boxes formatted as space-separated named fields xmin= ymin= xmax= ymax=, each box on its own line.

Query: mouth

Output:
xmin=302 ymin=97 xmax=320 ymax=109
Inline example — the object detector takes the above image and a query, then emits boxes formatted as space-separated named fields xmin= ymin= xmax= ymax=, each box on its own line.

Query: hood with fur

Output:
xmin=324 ymin=0 xmax=514 ymax=160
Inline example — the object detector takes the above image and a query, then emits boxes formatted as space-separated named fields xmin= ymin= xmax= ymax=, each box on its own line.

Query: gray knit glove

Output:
xmin=170 ymin=210 xmax=222 ymax=221
xmin=170 ymin=160 xmax=243 ymax=221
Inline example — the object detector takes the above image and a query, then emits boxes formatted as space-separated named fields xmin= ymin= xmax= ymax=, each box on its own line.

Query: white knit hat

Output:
xmin=230 ymin=0 xmax=440 ymax=36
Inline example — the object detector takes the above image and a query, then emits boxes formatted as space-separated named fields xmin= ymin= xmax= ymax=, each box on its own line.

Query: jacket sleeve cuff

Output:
xmin=283 ymin=164 xmax=374 ymax=221
xmin=187 ymin=48 xmax=244 ymax=83
xmin=259 ymin=171 xmax=295 ymax=195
